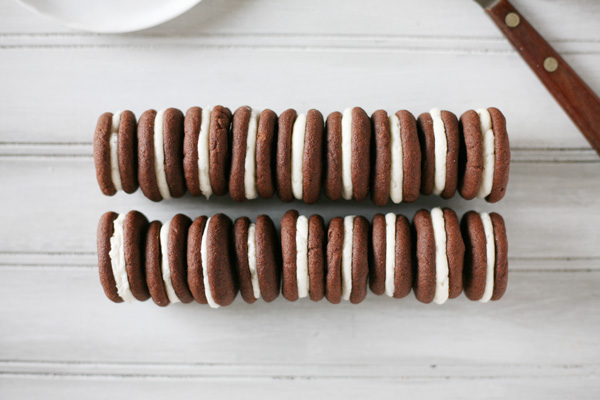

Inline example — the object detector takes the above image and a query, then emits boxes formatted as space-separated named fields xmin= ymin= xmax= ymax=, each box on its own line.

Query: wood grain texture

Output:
xmin=1 ymin=0 xmax=599 ymax=397
xmin=486 ymin=0 xmax=600 ymax=155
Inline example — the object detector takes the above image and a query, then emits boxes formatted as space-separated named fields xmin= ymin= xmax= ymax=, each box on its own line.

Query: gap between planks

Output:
xmin=0 ymin=143 xmax=597 ymax=163
xmin=0 ymin=360 xmax=597 ymax=381
xmin=0 ymin=33 xmax=598 ymax=55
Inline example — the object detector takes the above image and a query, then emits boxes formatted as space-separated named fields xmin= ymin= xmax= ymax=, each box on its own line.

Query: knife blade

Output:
xmin=474 ymin=0 xmax=600 ymax=156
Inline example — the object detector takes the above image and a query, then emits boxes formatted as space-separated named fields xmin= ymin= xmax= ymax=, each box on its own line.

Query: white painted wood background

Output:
xmin=1 ymin=0 xmax=599 ymax=398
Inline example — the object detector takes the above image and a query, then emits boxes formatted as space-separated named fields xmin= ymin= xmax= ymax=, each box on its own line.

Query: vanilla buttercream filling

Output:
xmin=291 ymin=113 xmax=307 ymax=200
xmin=479 ymin=212 xmax=496 ymax=303
xmin=389 ymin=114 xmax=404 ymax=203
xmin=384 ymin=213 xmax=397 ymax=297
xmin=341 ymin=108 xmax=353 ymax=200
xmin=247 ymin=223 xmax=260 ymax=299
xmin=109 ymin=112 xmax=123 ymax=192
xmin=197 ymin=107 xmax=212 ymax=199
xmin=430 ymin=108 xmax=447 ymax=196
xmin=109 ymin=213 xmax=134 ymax=302
xmin=431 ymin=208 xmax=449 ymax=305
xmin=244 ymin=109 xmax=260 ymax=200
xmin=295 ymin=215 xmax=310 ymax=298
xmin=154 ymin=110 xmax=171 ymax=199
xmin=477 ymin=109 xmax=495 ymax=199
xmin=341 ymin=216 xmax=355 ymax=301
xmin=201 ymin=217 xmax=219 ymax=308
xmin=159 ymin=219 xmax=179 ymax=304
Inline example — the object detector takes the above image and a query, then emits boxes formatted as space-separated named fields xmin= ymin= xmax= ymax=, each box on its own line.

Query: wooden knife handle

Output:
xmin=486 ymin=0 xmax=600 ymax=155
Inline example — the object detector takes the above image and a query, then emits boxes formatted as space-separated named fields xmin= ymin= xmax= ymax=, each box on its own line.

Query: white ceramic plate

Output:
xmin=16 ymin=0 xmax=202 ymax=33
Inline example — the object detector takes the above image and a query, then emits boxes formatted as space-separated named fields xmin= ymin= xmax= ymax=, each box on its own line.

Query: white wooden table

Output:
xmin=1 ymin=0 xmax=599 ymax=398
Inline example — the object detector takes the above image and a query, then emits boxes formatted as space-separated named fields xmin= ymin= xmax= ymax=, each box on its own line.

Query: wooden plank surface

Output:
xmin=0 ymin=0 xmax=599 ymax=398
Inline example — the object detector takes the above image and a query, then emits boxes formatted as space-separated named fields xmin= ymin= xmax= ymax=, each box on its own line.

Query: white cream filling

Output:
xmin=479 ymin=212 xmax=496 ymax=303
xmin=295 ymin=215 xmax=310 ymax=298
xmin=247 ymin=223 xmax=260 ymax=300
xmin=154 ymin=110 xmax=171 ymax=199
xmin=201 ymin=217 xmax=219 ymax=308
xmin=109 ymin=213 xmax=134 ymax=303
xmin=389 ymin=114 xmax=404 ymax=203
xmin=243 ymin=108 xmax=260 ymax=200
xmin=384 ymin=213 xmax=397 ymax=297
xmin=291 ymin=113 xmax=307 ymax=200
xmin=159 ymin=219 xmax=179 ymax=304
xmin=431 ymin=208 xmax=449 ymax=305
xmin=430 ymin=108 xmax=448 ymax=196
xmin=341 ymin=108 xmax=353 ymax=200
xmin=197 ymin=107 xmax=213 ymax=199
xmin=109 ymin=112 xmax=123 ymax=192
xmin=477 ymin=108 xmax=496 ymax=199
xmin=341 ymin=215 xmax=355 ymax=301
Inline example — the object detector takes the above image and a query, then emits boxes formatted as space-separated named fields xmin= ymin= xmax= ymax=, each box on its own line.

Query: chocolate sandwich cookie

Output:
xmin=193 ymin=214 xmax=237 ymax=307
xmin=412 ymin=210 xmax=435 ymax=303
xmin=281 ymin=211 xmax=325 ymax=302
xmin=183 ymin=106 xmax=233 ymax=198
xmin=458 ymin=110 xmax=484 ymax=200
xmin=324 ymin=112 xmax=343 ymax=201
xmin=230 ymin=106 xmax=262 ymax=202
xmin=187 ymin=216 xmax=208 ymax=304
xmin=326 ymin=215 xmax=369 ymax=304
xmin=487 ymin=107 xmax=510 ymax=203
xmin=145 ymin=220 xmax=169 ymax=307
xmin=94 ymin=110 xmax=138 ymax=196
xmin=462 ymin=211 xmax=508 ymax=301
xmin=414 ymin=208 xmax=465 ymax=304
xmin=325 ymin=108 xmax=371 ymax=201
xmin=256 ymin=110 xmax=278 ymax=199
xmin=97 ymin=211 xmax=122 ymax=303
xmin=370 ymin=213 xmax=412 ymax=298
xmin=210 ymin=106 xmax=233 ymax=196
xmin=417 ymin=109 xmax=459 ymax=199
xmin=167 ymin=214 xmax=193 ymax=303
xmin=123 ymin=211 xmax=150 ymax=301
xmin=371 ymin=110 xmax=422 ymax=205
xmin=443 ymin=208 xmax=465 ymax=299
xmin=277 ymin=109 xmax=324 ymax=203
xmin=98 ymin=211 xmax=149 ymax=303
xmin=276 ymin=109 xmax=296 ymax=202
xmin=233 ymin=215 xmax=280 ymax=303
xmin=461 ymin=108 xmax=510 ymax=203
xmin=370 ymin=110 xmax=391 ymax=206
xmin=138 ymin=108 xmax=185 ymax=201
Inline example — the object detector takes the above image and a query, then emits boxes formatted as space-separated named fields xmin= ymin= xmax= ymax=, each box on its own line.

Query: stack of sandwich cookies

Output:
xmin=325 ymin=107 xmax=372 ymax=201
xmin=97 ymin=211 xmax=149 ymax=303
xmin=97 ymin=209 xmax=508 ymax=306
xmin=233 ymin=215 xmax=281 ymax=303
xmin=413 ymin=208 xmax=465 ymax=304
xmin=187 ymin=214 xmax=238 ymax=308
xmin=230 ymin=106 xmax=264 ymax=202
xmin=281 ymin=211 xmax=326 ymax=301
xmin=183 ymin=106 xmax=232 ymax=198
xmin=326 ymin=215 xmax=369 ymax=304
xmin=277 ymin=109 xmax=324 ymax=204
xmin=370 ymin=213 xmax=413 ymax=298
xmin=137 ymin=108 xmax=186 ymax=201
xmin=417 ymin=109 xmax=460 ymax=199
xmin=461 ymin=211 xmax=508 ymax=302
xmin=371 ymin=110 xmax=422 ymax=206
xmin=459 ymin=108 xmax=510 ymax=202
xmin=93 ymin=111 xmax=138 ymax=196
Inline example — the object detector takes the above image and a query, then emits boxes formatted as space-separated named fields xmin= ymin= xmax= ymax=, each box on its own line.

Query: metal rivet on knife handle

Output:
xmin=543 ymin=57 xmax=559 ymax=72
xmin=504 ymin=12 xmax=520 ymax=28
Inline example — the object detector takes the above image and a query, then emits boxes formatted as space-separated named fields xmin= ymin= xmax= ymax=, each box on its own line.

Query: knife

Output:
xmin=475 ymin=0 xmax=600 ymax=156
